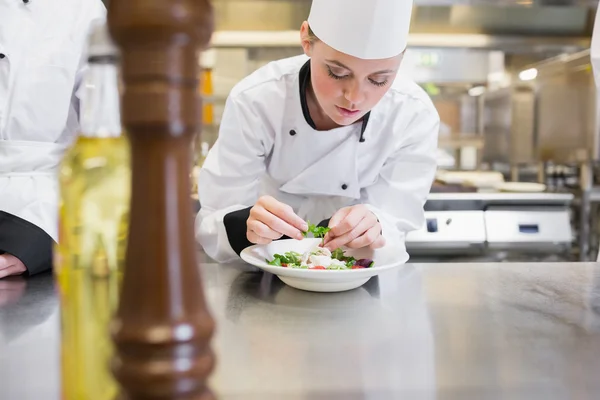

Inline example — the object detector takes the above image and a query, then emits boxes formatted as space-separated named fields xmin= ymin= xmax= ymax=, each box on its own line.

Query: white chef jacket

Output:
xmin=196 ymin=55 xmax=440 ymax=263
xmin=0 ymin=0 xmax=106 ymax=274
xmin=593 ymin=9 xmax=600 ymax=263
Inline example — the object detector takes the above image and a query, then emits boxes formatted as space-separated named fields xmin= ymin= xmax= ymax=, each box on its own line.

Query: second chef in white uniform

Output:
xmin=196 ymin=0 xmax=440 ymax=263
xmin=0 ymin=0 xmax=105 ymax=278
xmin=591 ymin=7 xmax=600 ymax=262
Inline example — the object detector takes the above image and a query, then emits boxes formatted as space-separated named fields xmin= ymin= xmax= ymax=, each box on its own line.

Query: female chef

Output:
xmin=196 ymin=0 xmax=440 ymax=263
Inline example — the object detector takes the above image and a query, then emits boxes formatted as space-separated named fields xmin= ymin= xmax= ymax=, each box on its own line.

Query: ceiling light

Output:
xmin=519 ymin=68 xmax=538 ymax=81
xmin=468 ymin=86 xmax=486 ymax=97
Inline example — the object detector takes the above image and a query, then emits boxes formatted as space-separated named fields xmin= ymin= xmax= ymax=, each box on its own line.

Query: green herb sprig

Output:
xmin=302 ymin=221 xmax=331 ymax=245
xmin=266 ymin=251 xmax=302 ymax=266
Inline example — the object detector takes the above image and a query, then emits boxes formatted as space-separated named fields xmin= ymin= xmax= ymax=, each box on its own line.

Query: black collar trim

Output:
xmin=299 ymin=60 xmax=317 ymax=130
xmin=298 ymin=59 xmax=370 ymax=142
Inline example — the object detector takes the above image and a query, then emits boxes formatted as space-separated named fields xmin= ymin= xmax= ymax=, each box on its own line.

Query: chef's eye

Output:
xmin=369 ymin=78 xmax=388 ymax=87
xmin=327 ymin=67 xmax=348 ymax=80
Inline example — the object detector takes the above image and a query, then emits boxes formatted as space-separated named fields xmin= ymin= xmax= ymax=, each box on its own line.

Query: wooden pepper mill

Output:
xmin=107 ymin=1 xmax=216 ymax=399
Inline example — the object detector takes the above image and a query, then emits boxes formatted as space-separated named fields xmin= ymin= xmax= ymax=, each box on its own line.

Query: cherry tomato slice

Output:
xmin=310 ymin=266 xmax=326 ymax=270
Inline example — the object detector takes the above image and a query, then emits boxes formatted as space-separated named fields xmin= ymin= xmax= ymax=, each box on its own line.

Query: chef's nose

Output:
xmin=344 ymin=80 xmax=365 ymax=105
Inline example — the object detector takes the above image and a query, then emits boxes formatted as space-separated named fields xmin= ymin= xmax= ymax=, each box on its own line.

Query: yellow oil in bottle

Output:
xmin=55 ymin=22 xmax=130 ymax=400
xmin=56 ymin=136 xmax=130 ymax=281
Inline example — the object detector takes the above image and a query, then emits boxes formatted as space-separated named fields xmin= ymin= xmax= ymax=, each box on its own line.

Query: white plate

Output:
xmin=495 ymin=182 xmax=547 ymax=193
xmin=436 ymin=170 xmax=505 ymax=188
xmin=240 ymin=238 xmax=407 ymax=293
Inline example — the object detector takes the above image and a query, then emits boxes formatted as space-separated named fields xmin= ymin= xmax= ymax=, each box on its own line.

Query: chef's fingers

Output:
xmin=0 ymin=265 xmax=23 ymax=279
xmin=324 ymin=215 xmax=372 ymax=251
xmin=251 ymin=206 xmax=304 ymax=240
xmin=323 ymin=206 xmax=361 ymax=246
xmin=327 ymin=207 xmax=353 ymax=234
xmin=329 ymin=206 xmax=373 ymax=237
xmin=0 ymin=255 xmax=8 ymax=270
xmin=369 ymin=235 xmax=386 ymax=250
xmin=0 ymin=254 xmax=18 ymax=271
xmin=345 ymin=223 xmax=384 ymax=249
xmin=246 ymin=229 xmax=273 ymax=245
xmin=0 ymin=253 xmax=20 ymax=266
xmin=322 ymin=232 xmax=333 ymax=246
xmin=261 ymin=196 xmax=308 ymax=233
xmin=247 ymin=220 xmax=283 ymax=240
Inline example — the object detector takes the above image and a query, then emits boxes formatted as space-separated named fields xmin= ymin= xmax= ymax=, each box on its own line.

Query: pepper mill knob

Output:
xmin=106 ymin=1 xmax=216 ymax=399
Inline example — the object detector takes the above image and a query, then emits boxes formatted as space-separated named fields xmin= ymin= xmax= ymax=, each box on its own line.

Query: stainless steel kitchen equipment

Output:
xmin=480 ymin=49 xmax=598 ymax=169
xmin=481 ymin=86 xmax=536 ymax=168
xmin=478 ymin=46 xmax=600 ymax=260
xmin=406 ymin=192 xmax=574 ymax=262
xmin=532 ymin=50 xmax=600 ymax=261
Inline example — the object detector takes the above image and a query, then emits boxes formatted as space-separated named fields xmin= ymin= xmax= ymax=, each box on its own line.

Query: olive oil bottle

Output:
xmin=55 ymin=22 xmax=130 ymax=400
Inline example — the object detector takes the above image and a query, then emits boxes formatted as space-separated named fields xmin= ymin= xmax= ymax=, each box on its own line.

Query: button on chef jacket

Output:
xmin=0 ymin=0 xmax=106 ymax=275
xmin=196 ymin=55 xmax=440 ymax=263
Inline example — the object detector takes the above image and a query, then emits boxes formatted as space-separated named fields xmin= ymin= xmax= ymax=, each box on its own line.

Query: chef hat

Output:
xmin=307 ymin=0 xmax=414 ymax=60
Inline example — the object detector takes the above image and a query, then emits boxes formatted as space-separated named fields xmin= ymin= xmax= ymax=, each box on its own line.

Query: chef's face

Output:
xmin=300 ymin=22 xmax=403 ymax=126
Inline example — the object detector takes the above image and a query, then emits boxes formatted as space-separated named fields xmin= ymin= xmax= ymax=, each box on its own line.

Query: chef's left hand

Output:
xmin=322 ymin=205 xmax=385 ymax=251
xmin=0 ymin=254 xmax=27 ymax=279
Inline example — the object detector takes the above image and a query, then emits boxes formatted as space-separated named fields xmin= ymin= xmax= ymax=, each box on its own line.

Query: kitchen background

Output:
xmin=104 ymin=0 xmax=600 ymax=263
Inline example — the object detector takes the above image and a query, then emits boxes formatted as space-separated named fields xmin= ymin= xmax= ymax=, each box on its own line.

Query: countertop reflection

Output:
xmin=2 ymin=262 xmax=600 ymax=399
xmin=0 ymin=272 xmax=59 ymax=400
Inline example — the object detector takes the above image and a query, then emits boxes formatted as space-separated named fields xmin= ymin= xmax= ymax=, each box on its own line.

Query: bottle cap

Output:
xmin=87 ymin=20 xmax=119 ymax=60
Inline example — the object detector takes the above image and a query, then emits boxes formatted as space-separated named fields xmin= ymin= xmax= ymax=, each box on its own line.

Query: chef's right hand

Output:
xmin=247 ymin=196 xmax=308 ymax=245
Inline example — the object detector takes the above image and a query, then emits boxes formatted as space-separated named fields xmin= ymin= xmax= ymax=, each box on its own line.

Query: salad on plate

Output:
xmin=266 ymin=223 xmax=375 ymax=270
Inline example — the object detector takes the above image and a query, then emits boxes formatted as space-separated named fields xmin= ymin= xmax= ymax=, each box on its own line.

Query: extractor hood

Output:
xmin=210 ymin=0 xmax=597 ymax=52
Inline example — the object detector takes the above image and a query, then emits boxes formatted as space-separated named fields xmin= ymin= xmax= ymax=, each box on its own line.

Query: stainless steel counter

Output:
xmin=2 ymin=261 xmax=600 ymax=399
